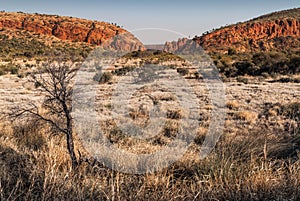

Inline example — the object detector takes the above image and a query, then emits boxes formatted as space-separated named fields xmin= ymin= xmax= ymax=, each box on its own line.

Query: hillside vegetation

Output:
xmin=0 ymin=11 xmax=144 ymax=50
xmin=0 ymin=11 xmax=146 ymax=77
xmin=164 ymin=8 xmax=300 ymax=82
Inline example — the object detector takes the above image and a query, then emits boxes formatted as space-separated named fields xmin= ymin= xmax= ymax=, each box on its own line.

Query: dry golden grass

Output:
xmin=236 ymin=110 xmax=258 ymax=123
xmin=0 ymin=116 xmax=299 ymax=200
xmin=226 ymin=100 xmax=240 ymax=110
xmin=1 ymin=72 xmax=300 ymax=200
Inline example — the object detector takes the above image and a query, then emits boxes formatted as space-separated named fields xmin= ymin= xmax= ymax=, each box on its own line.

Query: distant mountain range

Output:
xmin=0 ymin=8 xmax=299 ymax=71
xmin=1 ymin=8 xmax=299 ymax=57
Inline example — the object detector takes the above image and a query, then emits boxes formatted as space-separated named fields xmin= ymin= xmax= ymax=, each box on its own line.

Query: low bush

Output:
xmin=177 ymin=68 xmax=189 ymax=76
xmin=113 ymin=66 xmax=135 ymax=76
xmin=279 ymin=102 xmax=300 ymax=120
xmin=214 ymin=50 xmax=300 ymax=79
xmin=0 ymin=63 xmax=20 ymax=75
xmin=93 ymin=71 xmax=113 ymax=83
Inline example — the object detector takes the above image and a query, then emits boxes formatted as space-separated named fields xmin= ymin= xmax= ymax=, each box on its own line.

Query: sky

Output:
xmin=0 ymin=0 xmax=299 ymax=44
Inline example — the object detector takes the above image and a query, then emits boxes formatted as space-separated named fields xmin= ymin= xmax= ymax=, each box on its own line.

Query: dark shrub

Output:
xmin=114 ymin=67 xmax=135 ymax=76
xmin=227 ymin=48 xmax=237 ymax=55
xmin=177 ymin=68 xmax=189 ymax=76
xmin=234 ymin=61 xmax=258 ymax=76
xmin=93 ymin=72 xmax=113 ymax=83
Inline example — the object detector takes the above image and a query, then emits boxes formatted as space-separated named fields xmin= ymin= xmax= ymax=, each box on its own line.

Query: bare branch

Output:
xmin=9 ymin=104 xmax=67 ymax=135
xmin=9 ymin=61 xmax=80 ymax=169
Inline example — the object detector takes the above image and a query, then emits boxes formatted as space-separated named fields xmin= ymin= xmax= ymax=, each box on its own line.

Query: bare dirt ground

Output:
xmin=1 ymin=73 xmax=299 ymax=124
xmin=0 ymin=75 xmax=42 ymax=114
xmin=1 ymin=73 xmax=299 ymax=151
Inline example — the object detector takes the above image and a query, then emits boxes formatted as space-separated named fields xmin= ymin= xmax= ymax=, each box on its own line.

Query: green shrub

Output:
xmin=213 ymin=50 xmax=299 ymax=78
xmin=0 ymin=64 xmax=20 ymax=75
xmin=17 ymin=73 xmax=24 ymax=78
xmin=227 ymin=48 xmax=237 ymax=55
xmin=289 ymin=55 xmax=300 ymax=73
xmin=93 ymin=72 xmax=113 ymax=84
xmin=177 ymin=68 xmax=189 ymax=76
xmin=279 ymin=102 xmax=300 ymax=120
xmin=9 ymin=66 xmax=19 ymax=74
xmin=113 ymin=67 xmax=134 ymax=76
xmin=277 ymin=77 xmax=293 ymax=83
xmin=234 ymin=61 xmax=259 ymax=76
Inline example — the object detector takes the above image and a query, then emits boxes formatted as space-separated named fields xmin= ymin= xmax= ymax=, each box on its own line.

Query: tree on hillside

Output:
xmin=10 ymin=62 xmax=79 ymax=169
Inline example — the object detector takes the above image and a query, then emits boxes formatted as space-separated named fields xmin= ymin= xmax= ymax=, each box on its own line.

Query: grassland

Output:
xmin=0 ymin=66 xmax=299 ymax=200
xmin=0 ymin=11 xmax=299 ymax=199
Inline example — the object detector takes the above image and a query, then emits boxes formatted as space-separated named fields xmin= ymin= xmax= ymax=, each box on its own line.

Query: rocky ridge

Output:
xmin=0 ymin=11 xmax=145 ymax=51
xmin=164 ymin=8 xmax=300 ymax=53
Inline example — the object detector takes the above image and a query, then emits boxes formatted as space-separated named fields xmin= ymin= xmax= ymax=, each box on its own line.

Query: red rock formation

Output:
xmin=198 ymin=18 xmax=299 ymax=52
xmin=164 ymin=8 xmax=300 ymax=53
xmin=0 ymin=12 xmax=145 ymax=51
xmin=164 ymin=38 xmax=190 ymax=53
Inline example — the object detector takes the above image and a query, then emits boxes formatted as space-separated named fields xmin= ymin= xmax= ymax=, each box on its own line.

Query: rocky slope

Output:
xmin=0 ymin=11 xmax=145 ymax=51
xmin=164 ymin=8 xmax=300 ymax=53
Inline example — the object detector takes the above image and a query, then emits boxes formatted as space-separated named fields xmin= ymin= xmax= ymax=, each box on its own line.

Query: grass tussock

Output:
xmin=0 ymin=113 xmax=300 ymax=201
xmin=236 ymin=110 xmax=258 ymax=123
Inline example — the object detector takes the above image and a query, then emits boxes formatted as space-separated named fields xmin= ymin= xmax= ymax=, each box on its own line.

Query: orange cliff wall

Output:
xmin=0 ymin=12 xmax=145 ymax=51
xmin=164 ymin=18 xmax=300 ymax=53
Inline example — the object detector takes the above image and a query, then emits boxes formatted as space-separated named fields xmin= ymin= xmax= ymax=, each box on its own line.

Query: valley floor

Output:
xmin=0 ymin=74 xmax=299 ymax=200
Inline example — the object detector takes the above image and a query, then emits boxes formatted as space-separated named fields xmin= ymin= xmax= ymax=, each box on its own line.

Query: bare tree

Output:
xmin=11 ymin=62 xmax=79 ymax=169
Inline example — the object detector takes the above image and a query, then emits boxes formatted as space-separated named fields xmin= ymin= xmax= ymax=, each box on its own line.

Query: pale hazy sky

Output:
xmin=0 ymin=0 xmax=299 ymax=44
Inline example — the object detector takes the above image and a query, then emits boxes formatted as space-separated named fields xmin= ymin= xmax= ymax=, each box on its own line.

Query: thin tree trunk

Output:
xmin=63 ymin=97 xmax=78 ymax=170
xmin=66 ymin=108 xmax=78 ymax=169
xmin=66 ymin=128 xmax=78 ymax=169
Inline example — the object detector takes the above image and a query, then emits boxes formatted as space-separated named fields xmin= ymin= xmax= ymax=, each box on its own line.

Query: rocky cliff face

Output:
xmin=164 ymin=8 xmax=300 ymax=53
xmin=0 ymin=12 xmax=145 ymax=51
